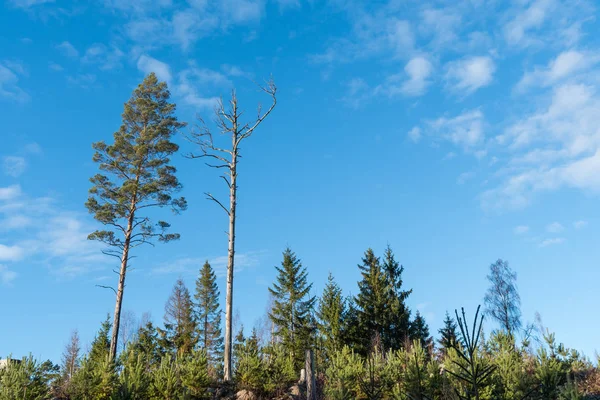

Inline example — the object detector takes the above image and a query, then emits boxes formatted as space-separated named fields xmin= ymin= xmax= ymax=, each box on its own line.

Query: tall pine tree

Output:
xmin=269 ymin=248 xmax=317 ymax=370
xmin=85 ymin=73 xmax=187 ymax=360
xmin=160 ymin=278 xmax=197 ymax=357
xmin=317 ymin=272 xmax=346 ymax=362
xmin=194 ymin=261 xmax=224 ymax=371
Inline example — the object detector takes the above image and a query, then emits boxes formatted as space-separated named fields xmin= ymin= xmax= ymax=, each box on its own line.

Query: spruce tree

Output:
xmin=317 ymin=272 xmax=346 ymax=362
xmin=160 ymin=279 xmax=198 ymax=357
xmin=438 ymin=311 xmax=459 ymax=351
xmin=268 ymin=248 xmax=317 ymax=370
xmin=89 ymin=316 xmax=112 ymax=364
xmin=131 ymin=320 xmax=163 ymax=367
xmin=194 ymin=261 xmax=223 ymax=369
xmin=410 ymin=311 xmax=433 ymax=352
xmin=355 ymin=248 xmax=388 ymax=353
xmin=381 ymin=245 xmax=412 ymax=349
xmin=86 ymin=72 xmax=187 ymax=360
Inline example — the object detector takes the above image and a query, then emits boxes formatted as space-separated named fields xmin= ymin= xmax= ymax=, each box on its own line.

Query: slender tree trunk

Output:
xmin=223 ymin=140 xmax=238 ymax=382
xmin=109 ymin=214 xmax=134 ymax=360
xmin=306 ymin=349 xmax=316 ymax=400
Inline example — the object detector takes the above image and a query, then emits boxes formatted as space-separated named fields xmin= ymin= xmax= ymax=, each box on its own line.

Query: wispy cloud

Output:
xmin=0 ymin=61 xmax=29 ymax=102
xmin=425 ymin=109 xmax=486 ymax=152
xmin=539 ymin=237 xmax=565 ymax=247
xmin=445 ymin=56 xmax=495 ymax=95
xmin=514 ymin=225 xmax=530 ymax=235
xmin=0 ymin=184 xmax=106 ymax=281
xmin=2 ymin=156 xmax=27 ymax=177
xmin=151 ymin=251 xmax=265 ymax=277
xmin=573 ymin=220 xmax=588 ymax=229
xmin=546 ymin=222 xmax=564 ymax=233
xmin=137 ymin=55 xmax=172 ymax=83
xmin=81 ymin=44 xmax=124 ymax=70
xmin=0 ymin=264 xmax=17 ymax=285
xmin=56 ymin=41 xmax=79 ymax=58
xmin=8 ymin=0 xmax=54 ymax=8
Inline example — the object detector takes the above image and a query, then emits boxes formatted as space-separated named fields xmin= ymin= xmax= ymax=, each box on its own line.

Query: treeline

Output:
xmin=2 ymin=247 xmax=600 ymax=399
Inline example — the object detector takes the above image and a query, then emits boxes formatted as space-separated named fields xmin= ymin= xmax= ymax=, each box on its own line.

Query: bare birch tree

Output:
xmin=188 ymin=80 xmax=277 ymax=381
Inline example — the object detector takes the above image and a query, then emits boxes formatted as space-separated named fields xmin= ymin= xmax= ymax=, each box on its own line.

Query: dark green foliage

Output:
xmin=354 ymin=249 xmax=388 ymax=354
xmin=90 ymin=316 xmax=112 ymax=364
xmin=381 ymin=245 xmax=412 ymax=349
xmin=317 ymin=272 xmax=346 ymax=364
xmin=160 ymin=278 xmax=198 ymax=357
xmin=269 ymin=248 xmax=317 ymax=370
xmin=194 ymin=261 xmax=223 ymax=372
xmin=353 ymin=247 xmax=413 ymax=354
xmin=325 ymin=346 xmax=365 ymax=400
xmin=410 ymin=311 xmax=433 ymax=353
xmin=131 ymin=320 xmax=163 ymax=367
xmin=438 ymin=311 xmax=459 ymax=351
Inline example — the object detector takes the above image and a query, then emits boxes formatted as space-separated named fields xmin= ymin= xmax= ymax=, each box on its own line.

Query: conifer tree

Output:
xmin=62 ymin=329 xmax=81 ymax=382
xmin=86 ymin=72 xmax=187 ymax=360
xmin=194 ymin=261 xmax=223 ymax=368
xmin=317 ymin=272 xmax=346 ymax=362
xmin=355 ymin=248 xmax=389 ymax=353
xmin=410 ymin=311 xmax=433 ymax=353
xmin=131 ymin=320 xmax=163 ymax=367
xmin=381 ymin=245 xmax=412 ymax=349
xmin=90 ymin=316 xmax=112 ymax=364
xmin=438 ymin=311 xmax=459 ymax=351
xmin=235 ymin=328 xmax=264 ymax=391
xmin=268 ymin=248 xmax=317 ymax=370
xmin=161 ymin=279 xmax=198 ymax=357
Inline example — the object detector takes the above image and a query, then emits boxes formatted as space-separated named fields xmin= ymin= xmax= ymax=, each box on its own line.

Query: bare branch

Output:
xmin=205 ymin=192 xmax=230 ymax=216
xmin=238 ymin=79 xmax=277 ymax=142
xmin=96 ymin=285 xmax=117 ymax=296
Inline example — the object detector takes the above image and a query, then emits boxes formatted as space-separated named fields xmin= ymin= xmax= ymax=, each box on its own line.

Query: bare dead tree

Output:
xmin=187 ymin=80 xmax=277 ymax=381
xmin=118 ymin=309 xmax=138 ymax=353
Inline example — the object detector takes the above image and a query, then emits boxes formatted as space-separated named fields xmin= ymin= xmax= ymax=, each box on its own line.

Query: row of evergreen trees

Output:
xmin=2 ymin=247 xmax=599 ymax=399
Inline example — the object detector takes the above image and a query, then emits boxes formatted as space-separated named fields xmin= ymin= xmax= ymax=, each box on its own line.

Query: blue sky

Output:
xmin=1 ymin=0 xmax=599 ymax=363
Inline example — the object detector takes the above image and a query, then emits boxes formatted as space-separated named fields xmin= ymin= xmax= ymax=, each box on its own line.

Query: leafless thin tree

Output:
xmin=187 ymin=80 xmax=277 ymax=381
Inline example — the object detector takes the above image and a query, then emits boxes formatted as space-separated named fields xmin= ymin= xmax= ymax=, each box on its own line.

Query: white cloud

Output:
xmin=546 ymin=222 xmax=564 ymax=233
xmin=0 ymin=244 xmax=25 ymax=262
xmin=8 ymin=0 xmax=54 ymax=8
xmin=81 ymin=44 xmax=124 ymax=70
xmin=0 ymin=185 xmax=106 ymax=280
xmin=504 ymin=0 xmax=555 ymax=47
xmin=484 ymin=80 xmax=600 ymax=210
xmin=0 ymin=185 xmax=22 ymax=201
xmin=0 ymin=62 xmax=29 ymax=102
xmin=573 ymin=220 xmax=588 ymax=229
xmin=407 ymin=127 xmax=421 ymax=143
xmin=24 ymin=142 xmax=42 ymax=154
xmin=427 ymin=109 xmax=485 ymax=151
xmin=137 ymin=55 xmax=172 ymax=84
xmin=175 ymin=66 xmax=230 ymax=109
xmin=517 ymin=50 xmax=600 ymax=91
xmin=420 ymin=7 xmax=461 ymax=48
xmin=514 ymin=225 xmax=529 ymax=234
xmin=2 ymin=156 xmax=27 ymax=177
xmin=399 ymin=56 xmax=433 ymax=96
xmin=56 ymin=41 xmax=79 ymax=58
xmin=66 ymin=74 xmax=97 ymax=89
xmin=151 ymin=251 xmax=264 ymax=276
xmin=445 ymin=56 xmax=495 ymax=94
xmin=539 ymin=237 xmax=565 ymax=247
xmin=457 ymin=171 xmax=475 ymax=185
xmin=0 ymin=265 xmax=17 ymax=285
